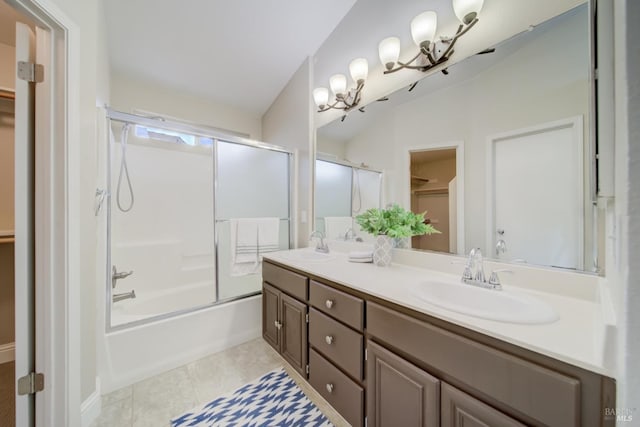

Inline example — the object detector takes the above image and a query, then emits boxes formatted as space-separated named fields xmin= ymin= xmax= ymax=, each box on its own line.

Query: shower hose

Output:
xmin=117 ymin=123 xmax=134 ymax=212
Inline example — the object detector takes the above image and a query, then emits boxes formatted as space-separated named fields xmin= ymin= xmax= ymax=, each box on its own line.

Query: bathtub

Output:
xmin=99 ymin=294 xmax=262 ymax=393
xmin=111 ymin=281 xmax=216 ymax=326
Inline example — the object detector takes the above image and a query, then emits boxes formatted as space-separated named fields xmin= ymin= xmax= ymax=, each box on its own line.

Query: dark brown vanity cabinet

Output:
xmin=366 ymin=340 xmax=440 ymax=427
xmin=308 ymin=280 xmax=365 ymax=427
xmin=261 ymin=260 xmax=615 ymax=427
xmin=262 ymin=263 xmax=309 ymax=377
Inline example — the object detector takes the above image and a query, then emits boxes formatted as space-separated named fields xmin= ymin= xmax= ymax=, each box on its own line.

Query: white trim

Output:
xmin=485 ymin=116 xmax=584 ymax=269
xmin=6 ymin=0 xmax=81 ymax=425
xmin=0 ymin=342 xmax=15 ymax=364
xmin=402 ymin=141 xmax=465 ymax=255
xmin=80 ymin=378 xmax=101 ymax=427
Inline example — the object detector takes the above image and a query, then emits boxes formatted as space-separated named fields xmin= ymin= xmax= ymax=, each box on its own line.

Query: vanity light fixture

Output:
xmin=379 ymin=0 xmax=484 ymax=74
xmin=313 ymin=58 xmax=368 ymax=112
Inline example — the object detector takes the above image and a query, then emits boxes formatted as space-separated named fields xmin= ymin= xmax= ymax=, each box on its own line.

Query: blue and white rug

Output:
xmin=171 ymin=368 xmax=333 ymax=427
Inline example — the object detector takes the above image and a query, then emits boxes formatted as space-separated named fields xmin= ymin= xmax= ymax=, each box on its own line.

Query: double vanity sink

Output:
xmin=262 ymin=244 xmax=616 ymax=427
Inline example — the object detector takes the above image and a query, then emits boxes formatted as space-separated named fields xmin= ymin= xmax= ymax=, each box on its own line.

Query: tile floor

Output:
xmin=90 ymin=338 xmax=349 ymax=427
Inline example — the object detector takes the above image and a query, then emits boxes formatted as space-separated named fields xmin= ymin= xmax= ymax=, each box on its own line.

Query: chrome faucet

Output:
xmin=344 ymin=228 xmax=356 ymax=241
xmin=113 ymin=290 xmax=136 ymax=303
xmin=309 ymin=231 xmax=329 ymax=253
xmin=112 ymin=265 xmax=134 ymax=288
xmin=461 ymin=248 xmax=507 ymax=290
xmin=496 ymin=239 xmax=507 ymax=255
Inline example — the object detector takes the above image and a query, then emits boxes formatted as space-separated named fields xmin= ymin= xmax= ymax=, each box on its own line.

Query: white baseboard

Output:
xmin=0 ymin=342 xmax=15 ymax=364
xmin=81 ymin=377 xmax=101 ymax=427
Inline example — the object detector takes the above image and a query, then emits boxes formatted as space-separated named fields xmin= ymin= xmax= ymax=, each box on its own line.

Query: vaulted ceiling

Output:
xmin=104 ymin=0 xmax=356 ymax=115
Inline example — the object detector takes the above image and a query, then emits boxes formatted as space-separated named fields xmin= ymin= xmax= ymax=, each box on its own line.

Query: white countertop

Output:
xmin=264 ymin=245 xmax=614 ymax=377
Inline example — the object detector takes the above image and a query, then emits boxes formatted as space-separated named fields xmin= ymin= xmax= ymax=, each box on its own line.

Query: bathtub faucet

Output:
xmin=113 ymin=290 xmax=136 ymax=303
xmin=112 ymin=265 xmax=134 ymax=288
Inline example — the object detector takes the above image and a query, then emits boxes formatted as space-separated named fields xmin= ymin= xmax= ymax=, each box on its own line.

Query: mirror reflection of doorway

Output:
xmin=410 ymin=149 xmax=457 ymax=253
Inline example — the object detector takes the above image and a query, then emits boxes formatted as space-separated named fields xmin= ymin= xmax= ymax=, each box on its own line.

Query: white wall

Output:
xmin=39 ymin=0 xmax=105 ymax=406
xmin=610 ymin=0 xmax=640 ymax=416
xmin=262 ymin=58 xmax=313 ymax=247
xmin=316 ymin=134 xmax=345 ymax=159
xmin=344 ymin=8 xmax=589 ymax=258
xmin=110 ymin=71 xmax=262 ymax=140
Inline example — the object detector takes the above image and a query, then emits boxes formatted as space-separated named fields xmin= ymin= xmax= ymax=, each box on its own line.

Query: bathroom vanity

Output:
xmin=261 ymin=249 xmax=615 ymax=427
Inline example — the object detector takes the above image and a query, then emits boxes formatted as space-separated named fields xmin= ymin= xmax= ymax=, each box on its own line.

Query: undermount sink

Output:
xmin=412 ymin=280 xmax=559 ymax=324
xmin=281 ymin=250 xmax=335 ymax=262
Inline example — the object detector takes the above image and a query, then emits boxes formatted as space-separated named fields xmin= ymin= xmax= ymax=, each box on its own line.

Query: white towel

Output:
xmin=324 ymin=216 xmax=353 ymax=240
xmin=230 ymin=218 xmax=280 ymax=277
xmin=349 ymin=250 xmax=373 ymax=259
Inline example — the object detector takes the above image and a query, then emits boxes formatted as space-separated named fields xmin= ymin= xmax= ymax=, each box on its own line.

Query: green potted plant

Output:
xmin=356 ymin=204 xmax=440 ymax=266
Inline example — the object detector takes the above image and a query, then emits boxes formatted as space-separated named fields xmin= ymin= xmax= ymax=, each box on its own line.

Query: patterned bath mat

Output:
xmin=171 ymin=368 xmax=333 ymax=427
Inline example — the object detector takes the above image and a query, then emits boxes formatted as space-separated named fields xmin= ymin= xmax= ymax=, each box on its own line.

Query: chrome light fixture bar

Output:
xmin=313 ymin=58 xmax=368 ymax=112
xmin=379 ymin=0 xmax=484 ymax=74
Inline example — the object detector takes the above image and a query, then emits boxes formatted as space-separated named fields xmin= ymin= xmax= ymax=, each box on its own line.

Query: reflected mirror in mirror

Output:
xmin=316 ymin=4 xmax=598 ymax=272
xmin=314 ymin=157 xmax=383 ymax=242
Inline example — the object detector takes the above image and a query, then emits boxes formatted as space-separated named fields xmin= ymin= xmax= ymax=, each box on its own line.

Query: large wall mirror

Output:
xmin=315 ymin=3 xmax=601 ymax=273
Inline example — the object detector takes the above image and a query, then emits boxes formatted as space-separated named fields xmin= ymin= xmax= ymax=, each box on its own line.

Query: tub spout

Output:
xmin=113 ymin=290 xmax=136 ymax=303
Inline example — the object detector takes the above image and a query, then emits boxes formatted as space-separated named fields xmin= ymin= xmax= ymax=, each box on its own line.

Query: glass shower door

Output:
xmin=215 ymin=140 xmax=291 ymax=300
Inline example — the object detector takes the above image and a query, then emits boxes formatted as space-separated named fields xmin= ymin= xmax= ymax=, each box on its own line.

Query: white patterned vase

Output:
xmin=393 ymin=237 xmax=410 ymax=249
xmin=373 ymin=235 xmax=393 ymax=267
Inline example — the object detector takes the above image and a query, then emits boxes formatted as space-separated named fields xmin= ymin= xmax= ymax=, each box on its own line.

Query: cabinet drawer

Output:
xmin=309 ymin=308 xmax=363 ymax=380
xmin=309 ymin=348 xmax=364 ymax=427
xmin=309 ymin=280 xmax=364 ymax=331
xmin=262 ymin=261 xmax=308 ymax=301
xmin=367 ymin=302 xmax=580 ymax=427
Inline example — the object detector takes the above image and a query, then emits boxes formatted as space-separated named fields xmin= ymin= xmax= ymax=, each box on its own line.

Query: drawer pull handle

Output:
xmin=325 ymin=299 xmax=334 ymax=309
xmin=325 ymin=335 xmax=334 ymax=345
xmin=274 ymin=321 xmax=282 ymax=330
xmin=326 ymin=383 xmax=334 ymax=393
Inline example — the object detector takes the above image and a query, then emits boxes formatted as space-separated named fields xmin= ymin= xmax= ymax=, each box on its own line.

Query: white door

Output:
xmin=14 ymin=21 xmax=36 ymax=426
xmin=490 ymin=118 xmax=583 ymax=269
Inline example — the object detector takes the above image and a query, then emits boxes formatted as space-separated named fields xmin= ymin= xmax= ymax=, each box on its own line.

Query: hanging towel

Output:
xmin=257 ymin=218 xmax=280 ymax=258
xmin=230 ymin=218 xmax=259 ymax=276
xmin=230 ymin=218 xmax=280 ymax=277
xmin=324 ymin=216 xmax=353 ymax=240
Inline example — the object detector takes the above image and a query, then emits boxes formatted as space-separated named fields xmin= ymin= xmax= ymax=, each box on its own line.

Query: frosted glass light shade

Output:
xmin=313 ymin=87 xmax=329 ymax=108
xmin=411 ymin=11 xmax=437 ymax=48
xmin=453 ymin=0 xmax=484 ymax=24
xmin=329 ymin=74 xmax=347 ymax=97
xmin=349 ymin=58 xmax=368 ymax=84
xmin=379 ymin=37 xmax=400 ymax=70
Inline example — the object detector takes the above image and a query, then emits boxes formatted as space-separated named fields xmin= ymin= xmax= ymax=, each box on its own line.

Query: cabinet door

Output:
xmin=367 ymin=340 xmax=440 ymax=427
xmin=441 ymin=383 xmax=526 ymax=427
xmin=281 ymin=293 xmax=308 ymax=377
xmin=262 ymin=283 xmax=280 ymax=352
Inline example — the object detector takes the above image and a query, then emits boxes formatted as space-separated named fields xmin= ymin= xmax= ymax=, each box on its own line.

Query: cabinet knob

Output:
xmin=325 ymin=299 xmax=334 ymax=309
xmin=274 ymin=321 xmax=282 ymax=330
xmin=325 ymin=335 xmax=334 ymax=345
xmin=326 ymin=383 xmax=334 ymax=393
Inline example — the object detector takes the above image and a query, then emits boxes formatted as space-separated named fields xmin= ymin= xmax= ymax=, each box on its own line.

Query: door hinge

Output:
xmin=17 ymin=61 xmax=44 ymax=83
xmin=306 ymin=364 xmax=309 ymax=374
xmin=365 ymin=348 xmax=368 ymax=361
xmin=365 ymin=416 xmax=368 ymax=427
xmin=305 ymin=313 xmax=309 ymax=323
xmin=17 ymin=372 xmax=44 ymax=395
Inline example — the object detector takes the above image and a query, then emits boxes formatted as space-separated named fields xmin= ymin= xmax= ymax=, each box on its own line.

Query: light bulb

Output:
xmin=378 ymin=37 xmax=400 ymax=71
xmin=329 ymin=74 xmax=347 ymax=97
xmin=452 ymin=0 xmax=484 ymax=25
xmin=411 ymin=11 xmax=437 ymax=50
xmin=313 ymin=87 xmax=329 ymax=108
xmin=349 ymin=58 xmax=368 ymax=84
